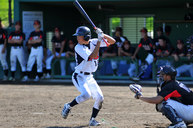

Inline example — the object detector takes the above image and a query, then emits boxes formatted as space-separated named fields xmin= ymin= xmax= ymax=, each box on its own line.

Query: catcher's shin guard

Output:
xmin=161 ymin=104 xmax=183 ymax=125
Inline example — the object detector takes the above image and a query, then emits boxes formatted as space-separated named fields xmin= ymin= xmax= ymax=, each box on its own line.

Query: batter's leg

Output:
xmin=87 ymin=75 xmax=104 ymax=120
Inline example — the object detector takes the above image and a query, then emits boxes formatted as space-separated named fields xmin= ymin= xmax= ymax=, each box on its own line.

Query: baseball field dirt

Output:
xmin=0 ymin=85 xmax=193 ymax=128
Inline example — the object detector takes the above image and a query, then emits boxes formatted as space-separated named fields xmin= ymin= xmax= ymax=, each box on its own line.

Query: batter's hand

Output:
xmin=129 ymin=84 xmax=143 ymax=99
xmin=95 ymin=28 xmax=103 ymax=35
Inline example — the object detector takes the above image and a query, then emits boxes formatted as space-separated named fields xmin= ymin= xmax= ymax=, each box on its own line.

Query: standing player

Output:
xmin=26 ymin=20 xmax=44 ymax=81
xmin=0 ymin=18 xmax=9 ymax=80
xmin=130 ymin=65 xmax=193 ymax=128
xmin=61 ymin=26 xmax=115 ymax=126
xmin=8 ymin=21 xmax=27 ymax=81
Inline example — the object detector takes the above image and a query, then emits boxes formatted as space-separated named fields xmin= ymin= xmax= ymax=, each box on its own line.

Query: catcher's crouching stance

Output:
xmin=61 ymin=26 xmax=115 ymax=126
xmin=129 ymin=65 xmax=193 ymax=128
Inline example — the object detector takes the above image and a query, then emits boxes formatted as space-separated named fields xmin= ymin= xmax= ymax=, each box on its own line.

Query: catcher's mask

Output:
xmin=157 ymin=65 xmax=177 ymax=84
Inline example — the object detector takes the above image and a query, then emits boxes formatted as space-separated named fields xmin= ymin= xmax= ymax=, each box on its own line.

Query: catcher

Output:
xmin=129 ymin=65 xmax=193 ymax=128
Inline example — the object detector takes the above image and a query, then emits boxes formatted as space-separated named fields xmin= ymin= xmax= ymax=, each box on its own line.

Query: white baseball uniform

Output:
xmin=27 ymin=31 xmax=44 ymax=73
xmin=0 ymin=28 xmax=8 ymax=70
xmin=72 ymin=38 xmax=107 ymax=109
xmin=8 ymin=31 xmax=26 ymax=72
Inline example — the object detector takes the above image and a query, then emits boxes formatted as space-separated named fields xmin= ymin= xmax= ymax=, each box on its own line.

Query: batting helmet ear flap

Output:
xmin=84 ymin=34 xmax=91 ymax=41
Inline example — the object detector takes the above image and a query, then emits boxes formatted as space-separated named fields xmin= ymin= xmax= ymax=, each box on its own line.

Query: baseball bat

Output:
xmin=73 ymin=0 xmax=110 ymax=47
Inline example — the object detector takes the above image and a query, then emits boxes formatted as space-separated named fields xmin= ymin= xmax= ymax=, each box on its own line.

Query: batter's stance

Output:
xmin=61 ymin=26 xmax=115 ymax=126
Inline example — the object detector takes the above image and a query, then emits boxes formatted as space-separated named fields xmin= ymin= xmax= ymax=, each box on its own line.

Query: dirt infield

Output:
xmin=0 ymin=85 xmax=192 ymax=128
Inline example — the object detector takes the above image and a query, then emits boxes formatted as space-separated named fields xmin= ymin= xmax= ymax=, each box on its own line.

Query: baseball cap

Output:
xmin=15 ymin=21 xmax=21 ymax=26
xmin=54 ymin=27 xmax=60 ymax=32
xmin=140 ymin=27 xmax=148 ymax=33
xmin=34 ymin=20 xmax=40 ymax=25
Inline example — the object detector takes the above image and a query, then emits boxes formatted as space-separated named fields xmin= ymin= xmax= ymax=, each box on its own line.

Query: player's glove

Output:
xmin=95 ymin=28 xmax=103 ymax=35
xmin=129 ymin=84 xmax=143 ymax=99
xmin=98 ymin=33 xmax=104 ymax=42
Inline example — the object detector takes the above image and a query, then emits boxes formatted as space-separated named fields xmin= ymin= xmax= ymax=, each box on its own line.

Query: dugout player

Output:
xmin=0 ymin=18 xmax=9 ymax=80
xmin=45 ymin=27 xmax=66 ymax=77
xmin=8 ymin=21 xmax=27 ymax=81
xmin=26 ymin=20 xmax=44 ymax=81
xmin=131 ymin=27 xmax=154 ymax=80
xmin=135 ymin=65 xmax=193 ymax=128
xmin=61 ymin=26 xmax=115 ymax=126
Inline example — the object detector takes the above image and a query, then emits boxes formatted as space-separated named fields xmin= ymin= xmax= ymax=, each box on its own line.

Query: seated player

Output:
xmin=176 ymin=41 xmax=193 ymax=77
xmin=43 ymin=47 xmax=53 ymax=79
xmin=118 ymin=39 xmax=136 ymax=77
xmin=131 ymin=65 xmax=193 ymax=128
xmin=61 ymin=26 xmax=115 ymax=126
xmin=172 ymin=40 xmax=187 ymax=62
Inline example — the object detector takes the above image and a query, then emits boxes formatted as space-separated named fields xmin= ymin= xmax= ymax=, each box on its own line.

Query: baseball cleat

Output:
xmin=2 ymin=76 xmax=8 ymax=81
xmin=89 ymin=118 xmax=101 ymax=126
xmin=168 ymin=121 xmax=187 ymax=128
xmin=61 ymin=103 xmax=71 ymax=119
xmin=21 ymin=76 xmax=28 ymax=82
xmin=45 ymin=73 xmax=51 ymax=79
xmin=34 ymin=76 xmax=40 ymax=81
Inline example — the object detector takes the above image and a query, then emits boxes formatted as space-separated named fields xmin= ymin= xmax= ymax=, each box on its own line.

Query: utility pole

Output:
xmin=8 ymin=0 xmax=12 ymax=27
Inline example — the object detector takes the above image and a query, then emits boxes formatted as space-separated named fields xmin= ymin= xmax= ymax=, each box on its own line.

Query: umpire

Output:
xmin=137 ymin=65 xmax=193 ymax=128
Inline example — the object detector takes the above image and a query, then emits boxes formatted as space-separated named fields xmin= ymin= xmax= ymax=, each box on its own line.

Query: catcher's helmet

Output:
xmin=73 ymin=26 xmax=91 ymax=41
xmin=157 ymin=65 xmax=177 ymax=80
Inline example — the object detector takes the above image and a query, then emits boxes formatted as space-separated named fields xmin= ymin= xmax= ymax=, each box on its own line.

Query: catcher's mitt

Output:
xmin=129 ymin=84 xmax=143 ymax=99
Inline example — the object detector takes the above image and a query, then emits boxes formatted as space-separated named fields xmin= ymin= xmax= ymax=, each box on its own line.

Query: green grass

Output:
xmin=0 ymin=0 xmax=14 ymax=27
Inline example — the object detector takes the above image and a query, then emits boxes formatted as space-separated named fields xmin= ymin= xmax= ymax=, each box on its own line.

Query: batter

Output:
xmin=61 ymin=26 xmax=115 ymax=126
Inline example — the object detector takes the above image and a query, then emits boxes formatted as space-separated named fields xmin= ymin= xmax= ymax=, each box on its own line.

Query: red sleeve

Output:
xmin=138 ymin=43 xmax=142 ymax=48
xmin=8 ymin=35 xmax=12 ymax=40
xmin=3 ymin=34 xmax=6 ymax=39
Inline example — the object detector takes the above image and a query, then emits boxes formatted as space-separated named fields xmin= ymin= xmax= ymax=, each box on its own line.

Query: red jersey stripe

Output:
xmin=164 ymin=90 xmax=182 ymax=101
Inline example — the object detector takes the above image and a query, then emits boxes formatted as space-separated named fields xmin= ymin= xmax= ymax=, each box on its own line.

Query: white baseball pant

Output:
xmin=0 ymin=44 xmax=8 ymax=70
xmin=10 ymin=47 xmax=26 ymax=72
xmin=46 ymin=52 xmax=66 ymax=76
xmin=176 ymin=64 xmax=193 ymax=77
xmin=27 ymin=46 xmax=43 ymax=72
xmin=72 ymin=72 xmax=104 ymax=109
xmin=166 ymin=99 xmax=193 ymax=123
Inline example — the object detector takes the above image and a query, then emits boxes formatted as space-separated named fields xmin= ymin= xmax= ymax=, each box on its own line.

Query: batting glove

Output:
xmin=98 ymin=33 xmax=104 ymax=42
xmin=95 ymin=28 xmax=103 ymax=35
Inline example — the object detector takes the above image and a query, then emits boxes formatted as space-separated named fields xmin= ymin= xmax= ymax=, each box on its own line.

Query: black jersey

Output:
xmin=158 ymin=80 xmax=193 ymax=105
xmin=28 ymin=30 xmax=44 ymax=47
xmin=51 ymin=35 xmax=66 ymax=53
xmin=138 ymin=37 xmax=154 ymax=53
xmin=8 ymin=31 xmax=25 ymax=46
xmin=0 ymin=28 xmax=7 ymax=44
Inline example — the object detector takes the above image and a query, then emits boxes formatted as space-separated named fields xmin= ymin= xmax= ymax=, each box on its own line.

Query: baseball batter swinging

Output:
xmin=61 ymin=26 xmax=115 ymax=126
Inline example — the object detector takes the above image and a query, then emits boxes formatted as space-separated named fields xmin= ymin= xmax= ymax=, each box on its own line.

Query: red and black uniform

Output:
xmin=158 ymin=80 xmax=193 ymax=105
xmin=28 ymin=30 xmax=44 ymax=47
xmin=173 ymin=47 xmax=188 ymax=56
xmin=121 ymin=46 xmax=135 ymax=56
xmin=138 ymin=37 xmax=154 ymax=54
xmin=156 ymin=44 xmax=172 ymax=56
xmin=51 ymin=35 xmax=66 ymax=53
xmin=0 ymin=28 xmax=7 ymax=44
xmin=9 ymin=31 xmax=25 ymax=47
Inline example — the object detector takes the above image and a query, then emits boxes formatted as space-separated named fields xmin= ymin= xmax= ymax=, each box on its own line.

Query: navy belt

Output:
xmin=80 ymin=71 xmax=91 ymax=75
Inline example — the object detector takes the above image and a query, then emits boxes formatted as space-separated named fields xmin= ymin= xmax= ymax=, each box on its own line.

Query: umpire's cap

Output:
xmin=157 ymin=65 xmax=177 ymax=80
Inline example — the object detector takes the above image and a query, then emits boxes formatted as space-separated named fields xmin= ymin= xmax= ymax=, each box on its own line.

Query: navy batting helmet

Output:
xmin=73 ymin=26 xmax=91 ymax=41
xmin=157 ymin=65 xmax=177 ymax=80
